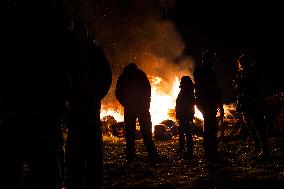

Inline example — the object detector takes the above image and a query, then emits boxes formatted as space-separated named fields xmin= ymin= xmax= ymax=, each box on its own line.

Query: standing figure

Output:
xmin=236 ymin=53 xmax=269 ymax=157
xmin=2 ymin=1 xmax=66 ymax=188
xmin=115 ymin=63 xmax=158 ymax=163
xmin=175 ymin=76 xmax=195 ymax=159
xmin=193 ymin=49 xmax=223 ymax=160
xmin=64 ymin=20 xmax=112 ymax=189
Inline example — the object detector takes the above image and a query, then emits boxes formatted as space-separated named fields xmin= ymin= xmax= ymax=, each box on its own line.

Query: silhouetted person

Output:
xmin=236 ymin=53 xmax=269 ymax=157
xmin=193 ymin=49 xmax=223 ymax=160
xmin=64 ymin=19 xmax=112 ymax=189
xmin=2 ymin=1 xmax=66 ymax=188
xmin=115 ymin=63 xmax=158 ymax=163
xmin=175 ymin=76 xmax=195 ymax=159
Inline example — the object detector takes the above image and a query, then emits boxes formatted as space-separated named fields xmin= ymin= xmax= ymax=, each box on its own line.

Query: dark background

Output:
xmin=166 ymin=0 xmax=284 ymax=98
xmin=4 ymin=0 xmax=284 ymax=102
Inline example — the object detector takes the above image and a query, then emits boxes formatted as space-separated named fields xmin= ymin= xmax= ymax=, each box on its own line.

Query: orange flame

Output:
xmin=100 ymin=76 xmax=235 ymax=132
xmin=149 ymin=76 xmax=179 ymax=127
xmin=100 ymin=108 xmax=124 ymax=122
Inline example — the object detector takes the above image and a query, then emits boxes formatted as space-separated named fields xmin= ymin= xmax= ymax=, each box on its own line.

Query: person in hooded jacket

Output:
xmin=176 ymin=76 xmax=195 ymax=159
xmin=64 ymin=19 xmax=112 ymax=189
xmin=115 ymin=63 xmax=158 ymax=163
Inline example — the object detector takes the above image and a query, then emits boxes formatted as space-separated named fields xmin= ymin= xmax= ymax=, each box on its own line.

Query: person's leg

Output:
xmin=66 ymin=110 xmax=85 ymax=189
xmin=21 ymin=112 xmax=59 ymax=189
xmin=252 ymin=111 xmax=269 ymax=155
xmin=124 ymin=108 xmax=137 ymax=162
xmin=185 ymin=120 xmax=194 ymax=158
xmin=243 ymin=113 xmax=262 ymax=152
xmin=138 ymin=110 xmax=158 ymax=159
xmin=203 ymin=108 xmax=218 ymax=159
xmin=85 ymin=105 xmax=103 ymax=189
xmin=177 ymin=119 xmax=186 ymax=153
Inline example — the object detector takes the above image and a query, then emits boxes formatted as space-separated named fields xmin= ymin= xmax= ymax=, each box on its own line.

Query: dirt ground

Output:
xmin=102 ymin=135 xmax=284 ymax=189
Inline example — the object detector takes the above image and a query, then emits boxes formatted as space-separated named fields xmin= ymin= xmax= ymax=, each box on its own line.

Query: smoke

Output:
xmin=65 ymin=0 xmax=195 ymax=110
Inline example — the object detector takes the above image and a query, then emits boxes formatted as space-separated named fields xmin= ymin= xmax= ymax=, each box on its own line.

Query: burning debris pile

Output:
xmin=100 ymin=72 xmax=244 ymax=140
xmin=101 ymin=98 xmax=241 ymax=141
xmin=100 ymin=70 xmax=243 ymax=140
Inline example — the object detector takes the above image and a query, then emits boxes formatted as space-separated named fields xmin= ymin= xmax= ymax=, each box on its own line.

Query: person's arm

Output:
xmin=115 ymin=76 xmax=122 ymax=104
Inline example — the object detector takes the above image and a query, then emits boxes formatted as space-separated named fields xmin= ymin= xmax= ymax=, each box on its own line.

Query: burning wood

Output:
xmin=101 ymin=76 xmax=240 ymax=139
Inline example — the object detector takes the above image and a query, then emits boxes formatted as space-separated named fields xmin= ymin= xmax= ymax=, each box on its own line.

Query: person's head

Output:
xmin=237 ymin=53 xmax=253 ymax=71
xmin=201 ymin=49 xmax=217 ymax=67
xmin=124 ymin=63 xmax=138 ymax=73
xmin=180 ymin=76 xmax=194 ymax=89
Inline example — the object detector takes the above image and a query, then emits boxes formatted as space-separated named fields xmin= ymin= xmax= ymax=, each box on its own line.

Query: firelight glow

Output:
xmin=100 ymin=108 xmax=124 ymax=122
xmin=149 ymin=76 xmax=179 ymax=126
xmin=100 ymin=75 xmax=205 ymax=132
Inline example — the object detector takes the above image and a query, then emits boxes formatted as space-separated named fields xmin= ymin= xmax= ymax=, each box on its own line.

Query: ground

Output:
xmin=102 ymin=135 xmax=284 ymax=189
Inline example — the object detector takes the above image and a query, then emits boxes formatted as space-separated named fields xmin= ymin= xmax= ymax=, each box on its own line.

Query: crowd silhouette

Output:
xmin=2 ymin=1 xmax=276 ymax=189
